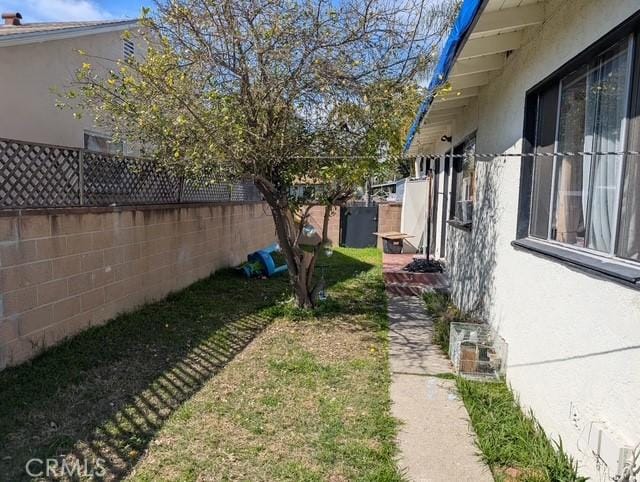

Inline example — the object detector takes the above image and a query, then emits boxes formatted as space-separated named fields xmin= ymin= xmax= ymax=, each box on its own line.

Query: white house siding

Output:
xmin=0 ymin=30 xmax=131 ymax=148
xmin=432 ymin=0 xmax=640 ymax=478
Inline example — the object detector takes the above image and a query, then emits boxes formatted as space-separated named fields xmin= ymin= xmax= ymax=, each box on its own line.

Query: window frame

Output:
xmin=515 ymin=10 xmax=640 ymax=286
xmin=449 ymin=132 xmax=476 ymax=228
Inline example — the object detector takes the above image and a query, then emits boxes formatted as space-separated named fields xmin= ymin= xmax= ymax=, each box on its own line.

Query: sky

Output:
xmin=0 ymin=0 xmax=151 ymax=22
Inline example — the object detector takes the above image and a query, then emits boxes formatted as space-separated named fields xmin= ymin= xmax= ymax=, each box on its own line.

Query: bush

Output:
xmin=423 ymin=292 xmax=477 ymax=354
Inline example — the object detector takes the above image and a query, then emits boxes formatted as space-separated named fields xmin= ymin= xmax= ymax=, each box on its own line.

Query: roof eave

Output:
xmin=403 ymin=0 xmax=490 ymax=154
xmin=0 ymin=20 xmax=139 ymax=48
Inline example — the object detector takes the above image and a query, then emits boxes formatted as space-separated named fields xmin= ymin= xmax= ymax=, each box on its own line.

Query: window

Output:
xmin=451 ymin=135 xmax=476 ymax=225
xmin=84 ymin=131 xmax=123 ymax=154
xmin=123 ymin=39 xmax=135 ymax=61
xmin=520 ymin=24 xmax=640 ymax=267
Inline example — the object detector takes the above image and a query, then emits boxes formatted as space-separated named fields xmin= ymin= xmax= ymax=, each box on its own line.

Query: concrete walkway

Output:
xmin=388 ymin=296 xmax=493 ymax=482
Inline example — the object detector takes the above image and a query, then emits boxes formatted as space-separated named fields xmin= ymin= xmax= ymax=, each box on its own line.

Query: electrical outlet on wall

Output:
xmin=587 ymin=422 xmax=634 ymax=478
xmin=617 ymin=446 xmax=635 ymax=479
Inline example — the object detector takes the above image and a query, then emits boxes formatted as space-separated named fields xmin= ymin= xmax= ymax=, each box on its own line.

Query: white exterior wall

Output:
xmin=432 ymin=0 xmax=640 ymax=478
xmin=0 ymin=30 xmax=131 ymax=147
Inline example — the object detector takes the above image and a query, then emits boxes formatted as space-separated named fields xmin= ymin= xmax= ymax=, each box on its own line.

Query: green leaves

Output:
xmin=64 ymin=0 xmax=443 ymax=201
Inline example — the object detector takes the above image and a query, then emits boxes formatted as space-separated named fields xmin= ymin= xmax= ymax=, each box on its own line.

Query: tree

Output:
xmin=63 ymin=0 xmax=453 ymax=307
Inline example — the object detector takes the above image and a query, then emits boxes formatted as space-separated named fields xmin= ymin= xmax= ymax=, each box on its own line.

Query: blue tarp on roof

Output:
xmin=403 ymin=0 xmax=485 ymax=153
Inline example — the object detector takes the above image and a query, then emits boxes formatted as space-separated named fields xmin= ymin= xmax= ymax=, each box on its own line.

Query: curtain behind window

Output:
xmin=552 ymin=40 xmax=629 ymax=253
xmin=585 ymin=43 xmax=630 ymax=253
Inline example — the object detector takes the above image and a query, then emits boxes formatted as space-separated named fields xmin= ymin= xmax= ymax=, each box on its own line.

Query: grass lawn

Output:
xmin=0 ymin=247 xmax=401 ymax=481
xmin=422 ymin=293 xmax=585 ymax=482
xmin=457 ymin=379 xmax=585 ymax=482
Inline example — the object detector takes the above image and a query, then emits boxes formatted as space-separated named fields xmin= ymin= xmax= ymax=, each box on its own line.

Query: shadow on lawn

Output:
xmin=0 ymin=249 xmax=374 ymax=481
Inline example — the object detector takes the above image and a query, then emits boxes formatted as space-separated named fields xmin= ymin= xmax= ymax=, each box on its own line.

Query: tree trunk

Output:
xmin=255 ymin=178 xmax=320 ymax=309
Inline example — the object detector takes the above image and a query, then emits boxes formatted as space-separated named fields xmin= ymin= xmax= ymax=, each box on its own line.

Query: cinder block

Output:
xmin=64 ymin=312 xmax=91 ymax=337
xmin=92 ymin=230 xmax=115 ymax=250
xmin=67 ymin=233 xmax=94 ymax=255
xmin=44 ymin=321 xmax=67 ymax=348
xmin=36 ymin=237 xmax=67 ymax=260
xmin=52 ymin=296 xmax=81 ymax=323
xmin=17 ymin=305 xmax=54 ymax=337
xmin=104 ymin=280 xmax=126 ymax=302
xmin=92 ymin=267 xmax=115 ymax=288
xmin=0 ymin=260 xmax=52 ymax=290
xmin=0 ymin=319 xmax=18 ymax=344
xmin=68 ymin=272 xmax=94 ymax=296
xmin=103 ymin=246 xmax=125 ymax=267
xmin=0 ymin=217 xmax=17 ymax=242
xmin=19 ymin=215 xmax=51 ymax=239
xmin=80 ymin=214 xmax=103 ymax=232
xmin=2 ymin=286 xmax=38 ymax=316
xmin=81 ymin=251 xmax=104 ymax=272
xmin=37 ymin=279 xmax=68 ymax=305
xmin=52 ymin=255 xmax=83 ymax=279
xmin=81 ymin=288 xmax=105 ymax=312
xmin=0 ymin=240 xmax=37 ymax=267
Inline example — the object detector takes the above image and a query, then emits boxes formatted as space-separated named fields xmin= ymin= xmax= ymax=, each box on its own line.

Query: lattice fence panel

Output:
xmin=1 ymin=137 xmax=262 ymax=209
xmin=83 ymin=152 xmax=181 ymax=206
xmin=230 ymin=182 xmax=261 ymax=202
xmin=0 ymin=139 xmax=81 ymax=208
xmin=181 ymin=179 xmax=232 ymax=202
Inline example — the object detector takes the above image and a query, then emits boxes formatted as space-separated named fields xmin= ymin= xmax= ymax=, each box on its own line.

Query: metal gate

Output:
xmin=340 ymin=206 xmax=378 ymax=248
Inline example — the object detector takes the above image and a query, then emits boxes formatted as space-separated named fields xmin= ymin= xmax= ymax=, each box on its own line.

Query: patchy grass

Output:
xmin=457 ymin=379 xmax=586 ymax=482
xmin=423 ymin=293 xmax=585 ymax=482
xmin=0 ymin=247 xmax=401 ymax=481
xmin=128 ymin=247 xmax=401 ymax=481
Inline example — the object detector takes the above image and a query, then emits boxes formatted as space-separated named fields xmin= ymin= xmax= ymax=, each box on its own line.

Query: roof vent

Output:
xmin=2 ymin=12 xmax=22 ymax=26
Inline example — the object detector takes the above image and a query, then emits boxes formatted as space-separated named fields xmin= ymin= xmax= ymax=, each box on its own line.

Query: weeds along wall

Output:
xmin=0 ymin=203 xmax=276 ymax=369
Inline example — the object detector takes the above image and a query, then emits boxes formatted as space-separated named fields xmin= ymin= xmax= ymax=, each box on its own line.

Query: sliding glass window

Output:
xmin=527 ymin=34 xmax=639 ymax=262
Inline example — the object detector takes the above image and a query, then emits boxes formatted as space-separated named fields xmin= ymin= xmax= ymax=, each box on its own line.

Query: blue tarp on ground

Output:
xmin=403 ymin=0 xmax=485 ymax=153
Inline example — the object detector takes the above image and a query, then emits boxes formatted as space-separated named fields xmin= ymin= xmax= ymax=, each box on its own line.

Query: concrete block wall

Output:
xmin=0 ymin=202 xmax=275 ymax=370
xmin=305 ymin=205 xmax=340 ymax=246
xmin=376 ymin=203 xmax=403 ymax=250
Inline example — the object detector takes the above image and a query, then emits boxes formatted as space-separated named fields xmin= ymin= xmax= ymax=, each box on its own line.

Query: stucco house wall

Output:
xmin=0 ymin=29 xmax=134 ymax=147
xmin=433 ymin=0 xmax=640 ymax=478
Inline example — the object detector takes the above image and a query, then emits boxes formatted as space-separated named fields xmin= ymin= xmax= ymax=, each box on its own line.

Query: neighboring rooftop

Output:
xmin=0 ymin=13 xmax=137 ymax=46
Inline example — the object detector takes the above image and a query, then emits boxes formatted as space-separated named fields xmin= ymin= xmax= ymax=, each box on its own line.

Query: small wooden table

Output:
xmin=373 ymin=231 xmax=414 ymax=254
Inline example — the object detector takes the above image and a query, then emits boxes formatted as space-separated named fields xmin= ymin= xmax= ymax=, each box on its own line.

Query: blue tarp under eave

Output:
xmin=403 ymin=0 xmax=485 ymax=154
